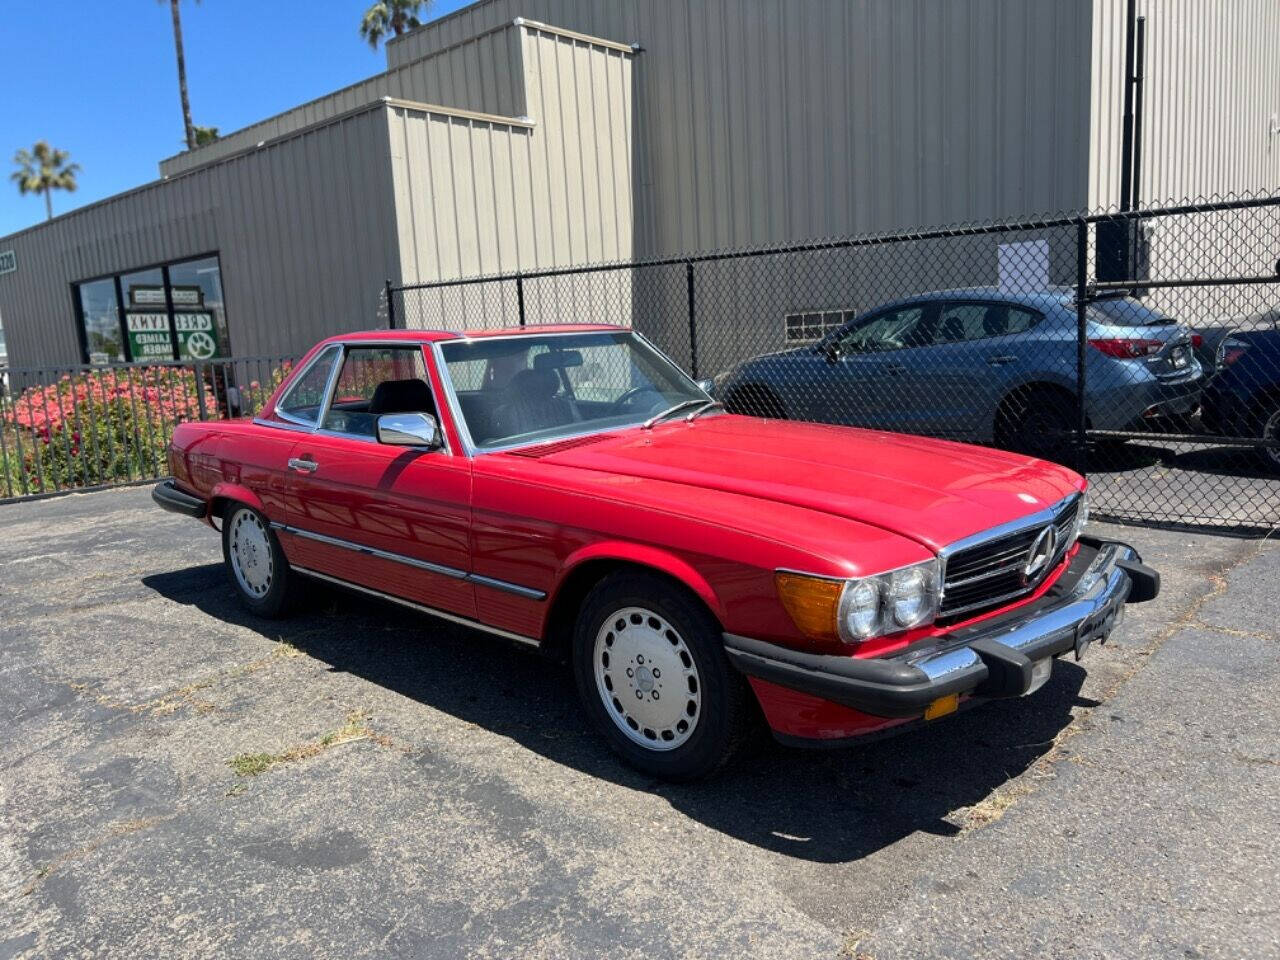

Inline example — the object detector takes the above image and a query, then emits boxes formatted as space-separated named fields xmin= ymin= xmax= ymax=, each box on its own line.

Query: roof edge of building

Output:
xmin=157 ymin=16 xmax=632 ymax=181
xmin=0 ymin=95 xmax=522 ymax=247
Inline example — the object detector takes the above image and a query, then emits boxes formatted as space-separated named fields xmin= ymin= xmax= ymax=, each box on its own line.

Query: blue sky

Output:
xmin=0 ymin=0 xmax=469 ymax=238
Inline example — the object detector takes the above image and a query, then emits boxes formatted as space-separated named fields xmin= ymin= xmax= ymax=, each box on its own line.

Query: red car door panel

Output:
xmin=281 ymin=435 xmax=475 ymax=618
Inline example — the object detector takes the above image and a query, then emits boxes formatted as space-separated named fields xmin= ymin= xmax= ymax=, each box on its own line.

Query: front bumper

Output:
xmin=724 ymin=538 xmax=1159 ymax=720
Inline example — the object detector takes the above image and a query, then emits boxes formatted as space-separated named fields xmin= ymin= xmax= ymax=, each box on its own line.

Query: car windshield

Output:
xmin=438 ymin=330 xmax=709 ymax=450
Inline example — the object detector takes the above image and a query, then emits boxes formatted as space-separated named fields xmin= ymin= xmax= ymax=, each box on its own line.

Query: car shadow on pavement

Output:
xmin=144 ymin=564 xmax=1092 ymax=865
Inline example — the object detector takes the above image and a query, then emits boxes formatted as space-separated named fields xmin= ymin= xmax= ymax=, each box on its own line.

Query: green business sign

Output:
xmin=126 ymin=310 xmax=223 ymax=360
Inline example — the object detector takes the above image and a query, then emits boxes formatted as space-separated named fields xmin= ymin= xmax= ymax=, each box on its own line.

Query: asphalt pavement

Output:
xmin=0 ymin=486 xmax=1276 ymax=959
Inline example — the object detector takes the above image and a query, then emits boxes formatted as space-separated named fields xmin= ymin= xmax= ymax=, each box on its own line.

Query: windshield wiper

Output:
xmin=641 ymin=398 xmax=707 ymax=429
xmin=684 ymin=400 xmax=723 ymax=422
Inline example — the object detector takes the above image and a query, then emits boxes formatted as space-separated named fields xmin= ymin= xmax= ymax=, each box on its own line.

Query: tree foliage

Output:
xmin=10 ymin=141 xmax=80 ymax=221
xmin=359 ymin=1 xmax=428 ymax=50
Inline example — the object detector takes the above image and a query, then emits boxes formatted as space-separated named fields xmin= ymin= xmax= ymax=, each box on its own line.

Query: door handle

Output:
xmin=987 ymin=355 xmax=1018 ymax=366
xmin=883 ymin=363 xmax=908 ymax=375
xmin=287 ymin=457 xmax=319 ymax=473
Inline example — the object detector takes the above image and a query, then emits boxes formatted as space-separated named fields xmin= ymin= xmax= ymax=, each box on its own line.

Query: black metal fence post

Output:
xmin=1074 ymin=218 xmax=1090 ymax=478
xmin=385 ymin=278 xmax=396 ymax=330
xmin=685 ymin=260 xmax=698 ymax=378
xmin=516 ymin=274 xmax=526 ymax=328
xmin=194 ymin=362 xmax=208 ymax=421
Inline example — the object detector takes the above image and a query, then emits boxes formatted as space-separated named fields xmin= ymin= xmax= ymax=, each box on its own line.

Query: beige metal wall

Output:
xmin=0 ymin=105 xmax=401 ymax=368
xmin=388 ymin=0 xmax=1096 ymax=259
xmin=159 ymin=24 xmax=527 ymax=179
xmin=1089 ymin=0 xmax=1280 ymax=208
xmin=390 ymin=24 xmax=635 ymax=331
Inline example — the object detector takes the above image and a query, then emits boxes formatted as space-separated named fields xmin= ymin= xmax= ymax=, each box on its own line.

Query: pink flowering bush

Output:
xmin=1 ymin=367 xmax=215 ymax=494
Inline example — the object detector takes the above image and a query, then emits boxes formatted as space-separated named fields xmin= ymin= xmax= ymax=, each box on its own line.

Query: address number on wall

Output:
xmin=0 ymin=250 xmax=15 ymax=276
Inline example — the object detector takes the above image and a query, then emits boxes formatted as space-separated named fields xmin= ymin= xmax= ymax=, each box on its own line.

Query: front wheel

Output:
xmin=572 ymin=571 xmax=752 ymax=781
xmin=221 ymin=504 xmax=302 ymax=618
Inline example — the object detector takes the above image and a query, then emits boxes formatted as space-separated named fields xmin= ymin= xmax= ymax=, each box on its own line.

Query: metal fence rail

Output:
xmin=0 ymin=355 xmax=293 ymax=502
xmin=392 ymin=192 xmax=1280 ymax=531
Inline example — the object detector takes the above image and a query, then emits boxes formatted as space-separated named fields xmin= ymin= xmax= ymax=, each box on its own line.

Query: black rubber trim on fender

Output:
xmin=152 ymin=479 xmax=206 ymax=518
xmin=722 ymin=632 xmax=988 ymax=719
xmin=1116 ymin=558 xmax=1160 ymax=602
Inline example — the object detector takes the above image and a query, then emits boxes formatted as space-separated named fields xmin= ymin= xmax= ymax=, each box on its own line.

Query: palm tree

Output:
xmin=11 ymin=142 xmax=80 ymax=221
xmin=359 ymin=1 xmax=428 ymax=51
xmin=162 ymin=0 xmax=200 ymax=150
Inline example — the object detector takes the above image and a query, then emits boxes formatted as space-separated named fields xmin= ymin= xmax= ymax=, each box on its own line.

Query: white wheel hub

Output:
xmin=593 ymin=606 xmax=701 ymax=751
xmin=229 ymin=509 xmax=273 ymax=598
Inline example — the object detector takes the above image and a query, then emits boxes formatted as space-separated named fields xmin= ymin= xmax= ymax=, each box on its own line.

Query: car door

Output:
xmin=821 ymin=302 xmax=939 ymax=430
xmin=279 ymin=343 xmax=476 ymax=619
xmin=904 ymin=301 xmax=1043 ymax=438
xmin=243 ymin=344 xmax=344 ymax=524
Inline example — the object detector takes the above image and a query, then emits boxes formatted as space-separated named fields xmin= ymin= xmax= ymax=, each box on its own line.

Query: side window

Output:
xmin=322 ymin=346 xmax=432 ymax=436
xmin=277 ymin=346 xmax=339 ymax=425
xmin=836 ymin=306 xmax=927 ymax=355
xmin=934 ymin=304 xmax=989 ymax=343
xmin=1005 ymin=306 xmax=1041 ymax=335
xmin=934 ymin=302 xmax=1042 ymax=343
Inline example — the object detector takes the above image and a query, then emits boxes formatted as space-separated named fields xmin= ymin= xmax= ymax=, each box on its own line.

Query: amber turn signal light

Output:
xmin=924 ymin=693 xmax=959 ymax=721
xmin=774 ymin=572 xmax=842 ymax=641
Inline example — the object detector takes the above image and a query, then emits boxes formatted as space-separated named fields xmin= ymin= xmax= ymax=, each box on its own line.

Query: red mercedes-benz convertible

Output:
xmin=154 ymin=325 xmax=1159 ymax=780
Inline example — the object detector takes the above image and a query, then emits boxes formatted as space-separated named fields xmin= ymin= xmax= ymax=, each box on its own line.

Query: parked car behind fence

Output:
xmin=713 ymin=289 xmax=1205 ymax=459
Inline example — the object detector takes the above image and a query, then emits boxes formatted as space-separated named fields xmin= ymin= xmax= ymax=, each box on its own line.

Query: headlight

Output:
xmin=838 ymin=578 xmax=881 ymax=639
xmin=1073 ymin=490 xmax=1090 ymax=542
xmin=776 ymin=558 xmax=941 ymax=645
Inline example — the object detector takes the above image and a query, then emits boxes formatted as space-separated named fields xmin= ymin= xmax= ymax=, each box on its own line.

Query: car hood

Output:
xmin=509 ymin=415 xmax=1082 ymax=552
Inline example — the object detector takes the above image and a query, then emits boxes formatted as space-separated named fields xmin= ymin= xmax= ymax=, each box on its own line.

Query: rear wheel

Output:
xmin=725 ymin=383 xmax=787 ymax=419
xmin=995 ymin=389 xmax=1077 ymax=460
xmin=572 ymin=571 xmax=752 ymax=781
xmin=1257 ymin=401 xmax=1280 ymax=473
xmin=221 ymin=505 xmax=301 ymax=618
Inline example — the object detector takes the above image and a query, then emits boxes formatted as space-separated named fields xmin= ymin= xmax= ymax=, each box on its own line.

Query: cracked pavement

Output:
xmin=1 ymin=487 xmax=1277 ymax=959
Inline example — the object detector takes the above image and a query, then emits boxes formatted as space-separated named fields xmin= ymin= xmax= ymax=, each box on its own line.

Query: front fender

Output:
xmin=554 ymin=541 xmax=725 ymax=622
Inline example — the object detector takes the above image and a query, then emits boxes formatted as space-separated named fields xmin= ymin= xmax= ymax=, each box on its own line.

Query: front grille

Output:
xmin=939 ymin=496 xmax=1080 ymax=621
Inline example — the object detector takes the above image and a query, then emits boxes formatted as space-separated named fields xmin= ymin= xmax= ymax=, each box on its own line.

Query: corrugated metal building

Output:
xmin=0 ymin=0 xmax=1275 ymax=371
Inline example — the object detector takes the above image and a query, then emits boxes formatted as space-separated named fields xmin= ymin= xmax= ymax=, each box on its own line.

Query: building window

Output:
xmin=784 ymin=309 xmax=854 ymax=343
xmin=76 ymin=277 xmax=125 ymax=363
xmin=73 ymin=253 xmax=230 ymax=364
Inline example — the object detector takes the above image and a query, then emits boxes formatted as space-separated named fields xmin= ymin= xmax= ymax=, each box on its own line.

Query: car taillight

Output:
xmin=1216 ymin=336 xmax=1250 ymax=368
xmin=1191 ymin=333 xmax=1203 ymax=349
xmin=1088 ymin=337 xmax=1163 ymax=358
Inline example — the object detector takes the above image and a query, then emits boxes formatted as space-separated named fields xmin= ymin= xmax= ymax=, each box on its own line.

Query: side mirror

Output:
xmin=695 ymin=377 xmax=715 ymax=396
xmin=819 ymin=341 xmax=841 ymax=363
xmin=376 ymin=412 xmax=443 ymax=449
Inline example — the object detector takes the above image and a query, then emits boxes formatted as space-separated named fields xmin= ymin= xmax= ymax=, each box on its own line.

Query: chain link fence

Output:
xmin=0 ymin=355 xmax=293 ymax=501
xmin=392 ymin=193 xmax=1280 ymax=532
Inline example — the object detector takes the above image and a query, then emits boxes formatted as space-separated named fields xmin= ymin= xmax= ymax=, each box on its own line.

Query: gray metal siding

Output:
xmin=1089 ymin=0 xmax=1280 ymax=208
xmin=0 ymin=106 xmax=400 ymax=369
xmin=159 ymin=25 xmax=527 ymax=179
xmin=387 ymin=0 xmax=1095 ymax=258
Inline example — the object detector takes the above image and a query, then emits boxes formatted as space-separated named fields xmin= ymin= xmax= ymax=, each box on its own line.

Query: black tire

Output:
xmin=725 ymin=383 xmax=787 ymax=419
xmin=995 ymin=390 xmax=1077 ymax=460
xmin=1256 ymin=399 xmax=1280 ymax=474
xmin=571 ymin=571 xmax=753 ymax=781
xmin=221 ymin=504 xmax=302 ymax=618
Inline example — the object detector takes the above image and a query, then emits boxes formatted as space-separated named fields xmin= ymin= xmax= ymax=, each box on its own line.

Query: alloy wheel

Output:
xmin=593 ymin=605 xmax=702 ymax=750
xmin=228 ymin=509 xmax=274 ymax=599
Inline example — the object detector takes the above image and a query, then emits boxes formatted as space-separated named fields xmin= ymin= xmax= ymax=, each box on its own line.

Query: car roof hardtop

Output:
xmin=320 ymin=324 xmax=626 ymax=346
